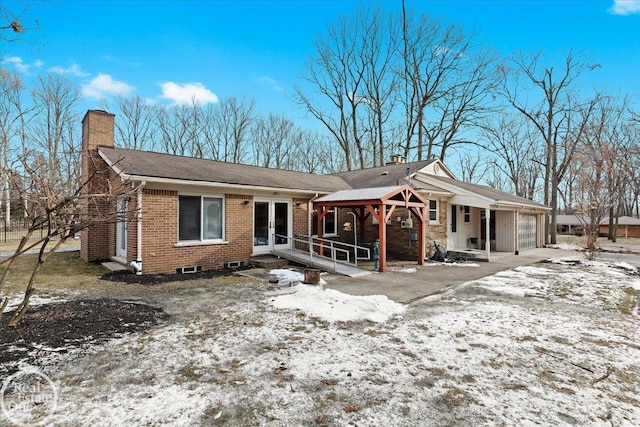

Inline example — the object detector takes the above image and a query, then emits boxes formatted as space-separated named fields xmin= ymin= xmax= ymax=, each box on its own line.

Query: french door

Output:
xmin=253 ymin=199 xmax=291 ymax=254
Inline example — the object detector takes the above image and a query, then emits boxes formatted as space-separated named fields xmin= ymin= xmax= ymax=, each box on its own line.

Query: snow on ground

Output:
xmin=390 ymin=267 xmax=417 ymax=273
xmin=270 ymin=284 xmax=405 ymax=323
xmin=547 ymin=242 xmax=584 ymax=251
xmin=2 ymin=258 xmax=639 ymax=426
xmin=3 ymin=293 xmax=66 ymax=311
xmin=268 ymin=268 xmax=327 ymax=285
xmin=423 ymin=261 xmax=480 ymax=268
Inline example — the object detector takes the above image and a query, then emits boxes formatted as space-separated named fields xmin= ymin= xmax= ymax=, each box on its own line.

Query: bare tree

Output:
xmin=204 ymin=97 xmax=256 ymax=163
xmin=294 ymin=6 xmax=395 ymax=170
xmin=155 ymin=101 xmax=203 ymax=157
xmin=0 ymin=69 xmax=37 ymax=222
xmin=0 ymin=3 xmax=39 ymax=43
xmin=292 ymin=130 xmax=341 ymax=174
xmin=0 ymin=156 xmax=138 ymax=326
xmin=252 ymin=113 xmax=301 ymax=169
xmin=499 ymin=51 xmax=600 ymax=244
xmin=102 ymin=95 xmax=156 ymax=151
xmin=457 ymin=150 xmax=489 ymax=184
xmin=28 ymin=72 xmax=82 ymax=199
xmin=479 ymin=114 xmax=543 ymax=200
xmin=397 ymin=5 xmax=496 ymax=162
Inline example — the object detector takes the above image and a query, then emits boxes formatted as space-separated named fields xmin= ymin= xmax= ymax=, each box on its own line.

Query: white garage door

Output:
xmin=519 ymin=214 xmax=537 ymax=250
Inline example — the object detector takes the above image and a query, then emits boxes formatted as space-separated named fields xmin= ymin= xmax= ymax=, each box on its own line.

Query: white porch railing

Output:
xmin=272 ymin=233 xmax=371 ymax=270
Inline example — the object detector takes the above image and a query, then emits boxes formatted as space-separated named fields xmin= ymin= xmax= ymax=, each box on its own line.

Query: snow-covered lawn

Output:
xmin=3 ymin=258 xmax=639 ymax=426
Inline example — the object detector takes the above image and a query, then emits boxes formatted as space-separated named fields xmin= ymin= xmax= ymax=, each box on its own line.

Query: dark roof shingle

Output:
xmin=331 ymin=160 xmax=447 ymax=192
xmin=429 ymin=175 xmax=547 ymax=208
xmin=100 ymin=147 xmax=351 ymax=193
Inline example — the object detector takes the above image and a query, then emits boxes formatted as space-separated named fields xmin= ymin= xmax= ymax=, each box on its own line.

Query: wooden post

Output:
xmin=417 ymin=207 xmax=425 ymax=265
xmin=317 ymin=205 xmax=324 ymax=255
xmin=378 ymin=203 xmax=387 ymax=272
xmin=485 ymin=208 xmax=491 ymax=261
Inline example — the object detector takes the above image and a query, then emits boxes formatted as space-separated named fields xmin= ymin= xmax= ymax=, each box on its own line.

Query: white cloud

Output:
xmin=159 ymin=81 xmax=218 ymax=105
xmin=34 ymin=59 xmax=44 ymax=68
xmin=2 ymin=56 xmax=30 ymax=73
xmin=258 ymin=75 xmax=284 ymax=92
xmin=49 ymin=63 xmax=90 ymax=77
xmin=608 ymin=0 xmax=640 ymax=15
xmin=82 ymin=74 xmax=134 ymax=99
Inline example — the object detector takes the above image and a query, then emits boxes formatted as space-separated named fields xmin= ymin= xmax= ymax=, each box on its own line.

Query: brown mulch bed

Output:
xmin=0 ymin=299 xmax=169 ymax=377
xmin=100 ymin=265 xmax=252 ymax=285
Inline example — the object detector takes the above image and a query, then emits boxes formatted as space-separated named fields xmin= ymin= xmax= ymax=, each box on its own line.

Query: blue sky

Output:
xmin=2 ymin=0 xmax=639 ymax=124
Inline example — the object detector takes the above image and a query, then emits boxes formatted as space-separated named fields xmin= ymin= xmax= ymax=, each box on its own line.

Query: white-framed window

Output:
xmin=463 ymin=205 xmax=471 ymax=223
xmin=429 ymin=200 xmax=439 ymax=224
xmin=178 ymin=195 xmax=224 ymax=242
xmin=312 ymin=207 xmax=338 ymax=236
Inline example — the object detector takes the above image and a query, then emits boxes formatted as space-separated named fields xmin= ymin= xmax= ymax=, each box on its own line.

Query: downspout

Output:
xmin=130 ymin=181 xmax=146 ymax=275
xmin=308 ymin=193 xmax=319 ymax=252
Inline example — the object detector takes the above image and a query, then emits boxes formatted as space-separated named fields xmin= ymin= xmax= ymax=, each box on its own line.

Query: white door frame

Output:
xmin=115 ymin=197 xmax=128 ymax=260
xmin=253 ymin=198 xmax=292 ymax=254
xmin=447 ymin=203 xmax=458 ymax=250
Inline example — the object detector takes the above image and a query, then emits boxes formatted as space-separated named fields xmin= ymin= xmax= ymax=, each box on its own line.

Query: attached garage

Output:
xmin=518 ymin=214 xmax=538 ymax=251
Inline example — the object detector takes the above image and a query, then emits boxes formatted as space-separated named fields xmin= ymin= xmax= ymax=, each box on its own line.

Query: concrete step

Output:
xmin=102 ymin=261 xmax=129 ymax=272
xmin=250 ymin=255 xmax=289 ymax=268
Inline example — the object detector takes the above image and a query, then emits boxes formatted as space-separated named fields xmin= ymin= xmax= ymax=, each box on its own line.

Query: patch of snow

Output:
xmin=423 ymin=262 xmax=480 ymax=268
xmin=471 ymin=258 xmax=640 ymax=314
xmin=390 ymin=267 xmax=417 ymax=273
xmin=3 ymin=294 xmax=66 ymax=311
xmin=268 ymin=268 xmax=326 ymax=285
xmin=614 ymin=261 xmax=638 ymax=273
xmin=547 ymin=242 xmax=583 ymax=251
xmin=269 ymin=284 xmax=405 ymax=323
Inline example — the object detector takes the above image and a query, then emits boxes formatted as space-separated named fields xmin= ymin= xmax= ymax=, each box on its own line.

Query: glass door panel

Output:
xmin=253 ymin=201 xmax=269 ymax=251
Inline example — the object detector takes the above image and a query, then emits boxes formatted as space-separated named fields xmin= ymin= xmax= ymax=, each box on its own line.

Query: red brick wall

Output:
xmin=293 ymin=198 xmax=309 ymax=236
xmin=334 ymin=202 xmax=448 ymax=261
xmin=137 ymin=194 xmax=313 ymax=274
xmin=599 ymin=224 xmax=640 ymax=238
xmin=80 ymin=110 xmax=117 ymax=263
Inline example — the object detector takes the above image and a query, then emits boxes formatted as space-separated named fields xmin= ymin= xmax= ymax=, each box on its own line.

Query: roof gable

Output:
xmin=331 ymin=159 xmax=449 ymax=191
xmin=315 ymin=185 xmax=428 ymax=207
xmin=418 ymin=159 xmax=456 ymax=179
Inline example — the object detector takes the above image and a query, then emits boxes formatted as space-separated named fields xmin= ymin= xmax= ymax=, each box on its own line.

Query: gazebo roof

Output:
xmin=315 ymin=185 xmax=428 ymax=207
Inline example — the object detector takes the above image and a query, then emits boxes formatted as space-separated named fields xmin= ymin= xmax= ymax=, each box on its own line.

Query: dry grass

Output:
xmin=1 ymin=250 xmax=106 ymax=297
xmin=0 ymin=249 xmax=256 ymax=303
xmin=556 ymin=235 xmax=640 ymax=246
xmin=0 ymin=238 xmax=80 ymax=253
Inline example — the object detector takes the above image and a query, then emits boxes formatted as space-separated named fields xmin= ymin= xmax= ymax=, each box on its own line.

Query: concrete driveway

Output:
xmin=322 ymin=247 xmax=583 ymax=304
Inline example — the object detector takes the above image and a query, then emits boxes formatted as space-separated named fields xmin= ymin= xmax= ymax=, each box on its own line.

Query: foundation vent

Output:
xmin=224 ymin=261 xmax=245 ymax=269
xmin=176 ymin=265 xmax=203 ymax=274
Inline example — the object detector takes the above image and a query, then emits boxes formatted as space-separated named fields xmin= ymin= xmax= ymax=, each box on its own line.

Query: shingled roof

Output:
xmin=429 ymin=175 xmax=547 ymax=208
xmin=99 ymin=147 xmax=351 ymax=193
xmin=331 ymin=160 xmax=448 ymax=192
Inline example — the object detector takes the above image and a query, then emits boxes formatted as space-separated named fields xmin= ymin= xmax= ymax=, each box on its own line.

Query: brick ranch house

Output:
xmin=81 ymin=110 xmax=549 ymax=275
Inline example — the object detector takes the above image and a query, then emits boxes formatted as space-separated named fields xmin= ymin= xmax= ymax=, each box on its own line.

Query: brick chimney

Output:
xmin=82 ymin=109 xmax=115 ymax=151
xmin=81 ymin=110 xmax=115 ymax=263
xmin=386 ymin=154 xmax=406 ymax=165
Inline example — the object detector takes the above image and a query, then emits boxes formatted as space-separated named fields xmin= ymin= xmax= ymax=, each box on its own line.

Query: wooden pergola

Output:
xmin=314 ymin=185 xmax=428 ymax=272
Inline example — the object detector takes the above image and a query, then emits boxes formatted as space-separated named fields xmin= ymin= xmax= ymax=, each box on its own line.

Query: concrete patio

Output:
xmin=320 ymin=247 xmax=582 ymax=303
